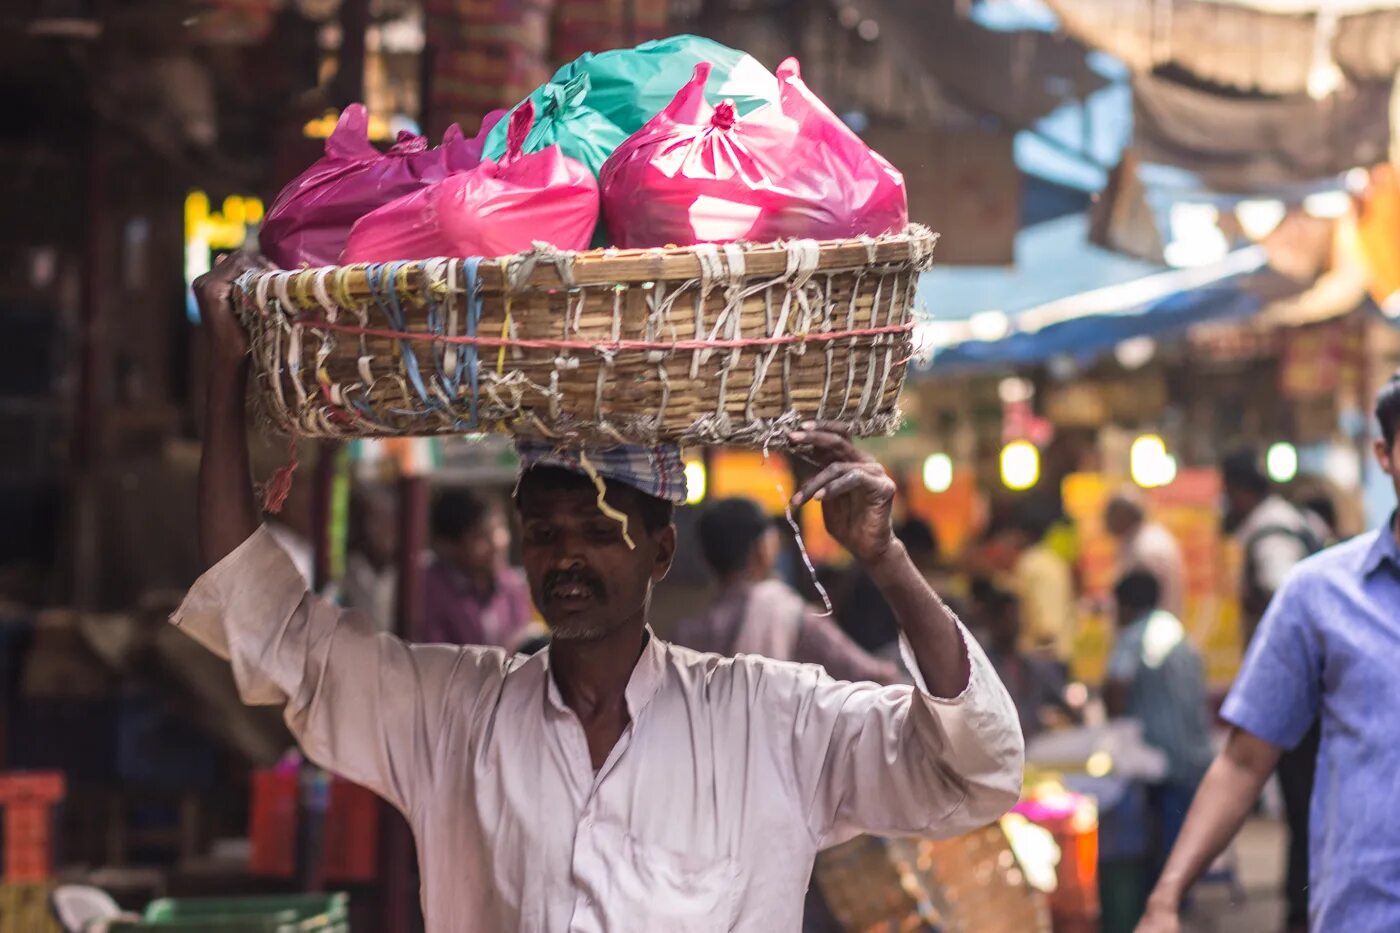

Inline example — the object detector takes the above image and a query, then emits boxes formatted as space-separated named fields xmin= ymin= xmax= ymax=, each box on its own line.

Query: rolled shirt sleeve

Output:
xmin=1220 ymin=570 xmax=1321 ymax=750
xmin=783 ymin=618 xmax=1024 ymax=849
xmin=170 ymin=526 xmax=503 ymax=817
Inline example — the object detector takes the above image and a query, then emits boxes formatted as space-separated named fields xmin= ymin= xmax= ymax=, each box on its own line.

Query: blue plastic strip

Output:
xmin=463 ymin=258 xmax=482 ymax=429
xmin=369 ymin=261 xmax=437 ymax=413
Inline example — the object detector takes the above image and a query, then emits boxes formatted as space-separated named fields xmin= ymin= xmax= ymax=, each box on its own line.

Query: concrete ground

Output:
xmin=1181 ymin=818 xmax=1288 ymax=933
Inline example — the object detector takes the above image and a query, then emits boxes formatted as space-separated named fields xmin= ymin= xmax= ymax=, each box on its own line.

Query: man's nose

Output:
xmin=548 ymin=533 xmax=588 ymax=569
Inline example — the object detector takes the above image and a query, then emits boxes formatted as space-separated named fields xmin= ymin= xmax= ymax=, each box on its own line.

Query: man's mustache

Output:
xmin=542 ymin=568 xmax=606 ymax=601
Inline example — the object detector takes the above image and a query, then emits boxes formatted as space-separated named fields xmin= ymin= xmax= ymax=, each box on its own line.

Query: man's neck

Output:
xmin=550 ymin=620 xmax=648 ymax=721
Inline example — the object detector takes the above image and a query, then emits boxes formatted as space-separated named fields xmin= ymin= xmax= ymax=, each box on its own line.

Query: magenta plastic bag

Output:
xmin=341 ymin=102 xmax=599 ymax=263
xmin=259 ymin=104 xmax=504 ymax=268
xmin=599 ymin=58 xmax=907 ymax=248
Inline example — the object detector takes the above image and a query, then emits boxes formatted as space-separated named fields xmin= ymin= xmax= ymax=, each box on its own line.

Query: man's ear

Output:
xmin=652 ymin=524 xmax=677 ymax=583
xmin=1376 ymin=438 xmax=1395 ymax=475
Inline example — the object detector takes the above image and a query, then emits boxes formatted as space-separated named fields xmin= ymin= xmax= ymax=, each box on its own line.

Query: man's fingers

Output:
xmin=788 ymin=428 xmax=866 ymax=465
xmin=799 ymin=420 xmax=854 ymax=437
xmin=792 ymin=463 xmax=846 ymax=507
xmin=810 ymin=470 xmax=873 ymax=502
xmin=792 ymin=462 xmax=884 ymax=507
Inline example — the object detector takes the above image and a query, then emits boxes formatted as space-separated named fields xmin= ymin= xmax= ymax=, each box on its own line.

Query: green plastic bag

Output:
xmin=482 ymin=35 xmax=778 ymax=170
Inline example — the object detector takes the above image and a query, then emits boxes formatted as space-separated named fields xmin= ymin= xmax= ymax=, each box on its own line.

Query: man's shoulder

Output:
xmin=1288 ymin=531 xmax=1377 ymax=585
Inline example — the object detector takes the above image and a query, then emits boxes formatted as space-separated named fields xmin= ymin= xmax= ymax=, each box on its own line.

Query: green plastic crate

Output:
xmin=107 ymin=893 xmax=349 ymax=932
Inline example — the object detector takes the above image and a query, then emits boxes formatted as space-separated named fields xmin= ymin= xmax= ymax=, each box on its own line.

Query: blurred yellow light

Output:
xmin=1130 ymin=434 xmax=1177 ymax=489
xmin=1267 ymin=442 xmax=1299 ymax=484
xmin=1001 ymin=441 xmax=1040 ymax=491
xmin=1086 ymin=751 xmax=1113 ymax=778
xmin=921 ymin=453 xmax=953 ymax=494
xmin=684 ymin=460 xmax=707 ymax=505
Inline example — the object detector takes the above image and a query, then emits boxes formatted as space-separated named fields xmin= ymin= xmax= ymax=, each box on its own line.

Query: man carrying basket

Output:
xmin=182 ymin=252 xmax=1023 ymax=931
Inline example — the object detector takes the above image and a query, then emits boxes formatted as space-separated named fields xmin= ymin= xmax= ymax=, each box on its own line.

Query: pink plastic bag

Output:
xmin=342 ymin=102 xmax=599 ymax=263
xmin=599 ymin=58 xmax=907 ymax=248
xmin=259 ymin=104 xmax=504 ymax=268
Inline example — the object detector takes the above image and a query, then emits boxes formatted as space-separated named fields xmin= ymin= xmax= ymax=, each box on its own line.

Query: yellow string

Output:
xmin=497 ymin=293 xmax=512 ymax=375
xmin=577 ymin=450 xmax=635 ymax=550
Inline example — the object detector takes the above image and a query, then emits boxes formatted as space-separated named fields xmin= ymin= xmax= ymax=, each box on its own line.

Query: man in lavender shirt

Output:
xmin=671 ymin=497 xmax=902 ymax=685
xmin=185 ymin=253 xmax=1022 ymax=932
xmin=1139 ymin=368 xmax=1400 ymax=933
xmin=424 ymin=489 xmax=534 ymax=648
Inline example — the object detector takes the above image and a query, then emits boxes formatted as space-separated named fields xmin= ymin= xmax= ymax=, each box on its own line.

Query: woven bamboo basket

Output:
xmin=815 ymin=826 xmax=1050 ymax=932
xmin=236 ymin=225 xmax=937 ymax=447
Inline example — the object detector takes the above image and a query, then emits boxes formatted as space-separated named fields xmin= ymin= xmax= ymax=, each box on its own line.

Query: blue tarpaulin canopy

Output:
xmin=910 ymin=215 xmax=1268 ymax=373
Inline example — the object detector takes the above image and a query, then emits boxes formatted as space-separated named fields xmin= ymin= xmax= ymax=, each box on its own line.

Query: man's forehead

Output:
xmin=519 ymin=485 xmax=613 ymax=519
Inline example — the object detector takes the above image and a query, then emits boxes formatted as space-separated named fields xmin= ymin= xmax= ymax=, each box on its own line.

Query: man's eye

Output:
xmin=585 ymin=524 xmax=620 ymax=541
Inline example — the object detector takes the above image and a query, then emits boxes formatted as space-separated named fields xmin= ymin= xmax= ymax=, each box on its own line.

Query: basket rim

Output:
xmin=241 ymin=224 xmax=939 ymax=293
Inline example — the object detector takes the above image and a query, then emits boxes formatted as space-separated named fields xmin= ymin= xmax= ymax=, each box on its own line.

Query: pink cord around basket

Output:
xmin=286 ymin=317 xmax=915 ymax=352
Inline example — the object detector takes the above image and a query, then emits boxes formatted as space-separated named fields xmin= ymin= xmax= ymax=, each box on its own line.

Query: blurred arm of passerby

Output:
xmin=674 ymin=497 xmax=903 ymax=685
xmin=1137 ymin=563 xmax=1315 ymax=932
xmin=1135 ymin=731 xmax=1280 ymax=933
xmin=792 ymin=608 xmax=905 ymax=685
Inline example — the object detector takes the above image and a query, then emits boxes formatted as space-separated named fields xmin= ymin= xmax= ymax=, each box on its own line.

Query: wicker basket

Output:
xmin=815 ymin=825 xmax=1051 ymax=932
xmin=236 ymin=226 xmax=937 ymax=447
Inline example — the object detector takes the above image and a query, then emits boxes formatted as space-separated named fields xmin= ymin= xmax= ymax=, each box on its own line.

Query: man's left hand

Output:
xmin=789 ymin=422 xmax=897 ymax=566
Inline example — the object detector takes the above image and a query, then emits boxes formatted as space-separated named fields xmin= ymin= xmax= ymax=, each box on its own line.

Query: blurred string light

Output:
xmin=1235 ymin=199 xmax=1286 ymax=240
xmin=968 ymin=309 xmax=1011 ymax=342
xmin=922 ymin=453 xmax=954 ymax=494
xmin=684 ymin=459 xmax=707 ymax=505
xmin=998 ymin=376 xmax=1035 ymax=405
xmin=1303 ymin=190 xmax=1351 ymax=219
xmin=1001 ymin=441 xmax=1040 ymax=491
xmin=1113 ymin=336 xmax=1156 ymax=370
xmin=1267 ymin=442 xmax=1300 ymax=484
xmin=1130 ymin=434 xmax=1177 ymax=489
xmin=1164 ymin=203 xmax=1229 ymax=268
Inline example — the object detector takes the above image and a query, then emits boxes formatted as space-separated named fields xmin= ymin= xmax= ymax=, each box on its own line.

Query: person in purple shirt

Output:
xmin=1139 ymin=368 xmax=1400 ymax=933
xmin=424 ymin=488 xmax=535 ymax=648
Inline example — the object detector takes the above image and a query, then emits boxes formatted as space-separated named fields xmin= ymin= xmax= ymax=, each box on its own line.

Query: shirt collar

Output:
xmin=540 ymin=627 xmax=666 ymax=721
xmin=1363 ymin=512 xmax=1400 ymax=577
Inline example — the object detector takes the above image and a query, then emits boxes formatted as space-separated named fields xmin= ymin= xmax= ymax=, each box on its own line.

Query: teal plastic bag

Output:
xmin=483 ymin=35 xmax=778 ymax=169
xmin=549 ymin=34 xmax=779 ymax=136
xmin=482 ymin=35 xmax=780 ymax=246
xmin=481 ymin=72 xmax=627 ymax=180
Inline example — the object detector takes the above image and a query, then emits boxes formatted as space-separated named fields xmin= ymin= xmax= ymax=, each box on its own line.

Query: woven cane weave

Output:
xmin=815 ymin=825 xmax=1050 ymax=932
xmin=236 ymin=225 xmax=937 ymax=447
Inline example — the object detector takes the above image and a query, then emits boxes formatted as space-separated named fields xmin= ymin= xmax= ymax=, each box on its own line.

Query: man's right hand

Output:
xmin=194 ymin=251 xmax=271 ymax=364
xmin=1135 ymin=903 xmax=1181 ymax=933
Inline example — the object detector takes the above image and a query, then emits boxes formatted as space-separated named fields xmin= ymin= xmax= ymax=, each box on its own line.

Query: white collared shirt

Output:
xmin=173 ymin=526 xmax=1023 ymax=932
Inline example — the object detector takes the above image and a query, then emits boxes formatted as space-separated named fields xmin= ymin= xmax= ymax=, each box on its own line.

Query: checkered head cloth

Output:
xmin=514 ymin=440 xmax=688 ymax=505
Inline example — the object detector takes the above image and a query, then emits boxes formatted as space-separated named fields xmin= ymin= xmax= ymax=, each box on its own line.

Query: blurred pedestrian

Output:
xmin=997 ymin=504 xmax=1077 ymax=671
xmin=837 ymin=516 xmax=941 ymax=656
xmin=343 ymin=485 xmax=398 ymax=631
xmin=673 ymin=497 xmax=901 ymax=685
xmin=1105 ymin=571 xmax=1212 ymax=888
xmin=424 ymin=488 xmax=534 ymax=648
xmin=1223 ymin=449 xmax=1323 ymax=927
xmin=975 ymin=583 xmax=1071 ymax=741
xmin=1106 ymin=489 xmax=1186 ymax=621
xmin=1138 ymin=370 xmax=1400 ymax=933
